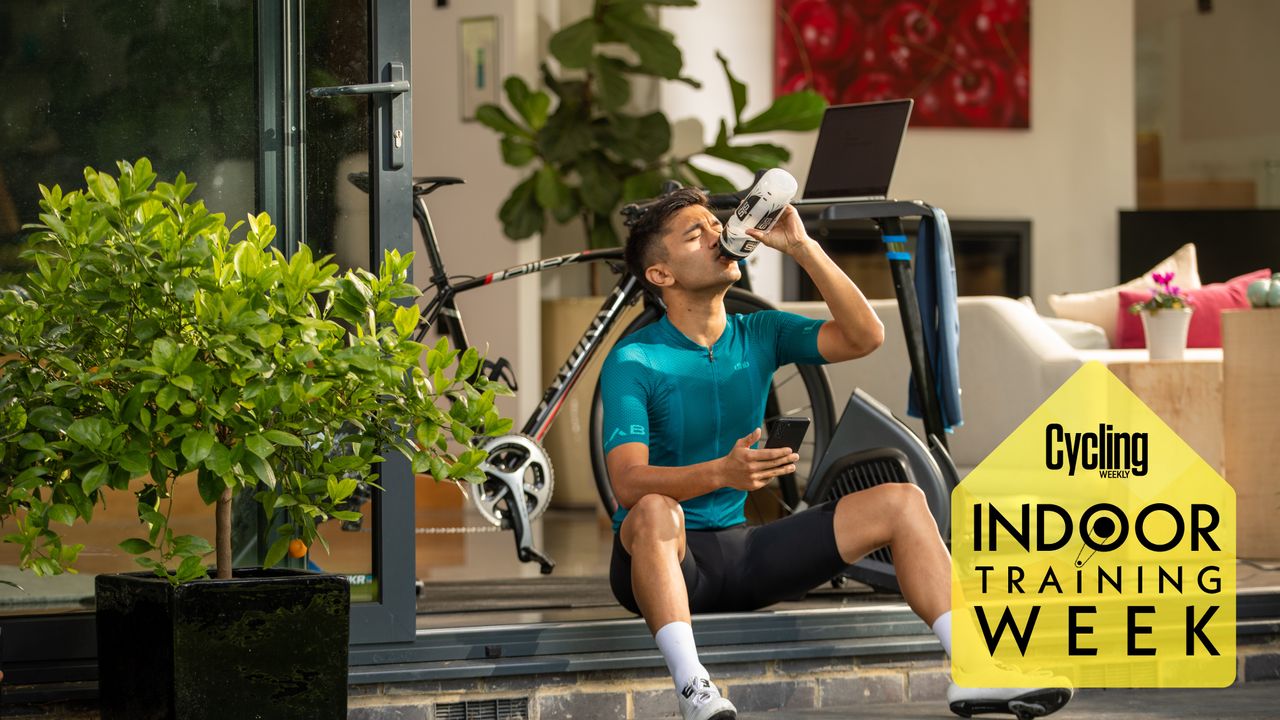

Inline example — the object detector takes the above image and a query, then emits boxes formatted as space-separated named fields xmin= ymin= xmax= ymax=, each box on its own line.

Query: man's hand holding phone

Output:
xmin=716 ymin=418 xmax=809 ymax=492
xmin=764 ymin=416 xmax=809 ymax=452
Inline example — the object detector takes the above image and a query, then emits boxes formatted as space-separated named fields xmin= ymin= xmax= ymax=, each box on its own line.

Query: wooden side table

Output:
xmin=1106 ymin=358 xmax=1225 ymax=476
xmin=1223 ymin=309 xmax=1280 ymax=559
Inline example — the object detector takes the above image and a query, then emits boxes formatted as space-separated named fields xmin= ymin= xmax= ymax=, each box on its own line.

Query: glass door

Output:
xmin=0 ymin=0 xmax=416 ymax=683
xmin=288 ymin=0 xmax=416 ymax=645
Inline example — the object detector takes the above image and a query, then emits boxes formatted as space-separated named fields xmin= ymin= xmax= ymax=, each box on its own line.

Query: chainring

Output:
xmin=469 ymin=433 xmax=555 ymax=527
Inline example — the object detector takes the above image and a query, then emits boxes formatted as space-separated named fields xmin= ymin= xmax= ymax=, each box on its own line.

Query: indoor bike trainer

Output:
xmin=796 ymin=198 xmax=962 ymax=593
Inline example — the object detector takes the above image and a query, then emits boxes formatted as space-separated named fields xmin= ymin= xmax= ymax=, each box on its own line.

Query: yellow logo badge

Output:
xmin=952 ymin=362 xmax=1236 ymax=688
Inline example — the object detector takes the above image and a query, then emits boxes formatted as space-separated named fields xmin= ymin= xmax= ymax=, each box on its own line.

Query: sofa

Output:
xmin=778 ymin=296 xmax=1223 ymax=479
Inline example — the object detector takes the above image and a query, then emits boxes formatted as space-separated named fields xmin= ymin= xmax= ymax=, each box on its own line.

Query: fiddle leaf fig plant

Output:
xmin=0 ymin=158 xmax=512 ymax=584
xmin=477 ymin=0 xmax=827 ymax=250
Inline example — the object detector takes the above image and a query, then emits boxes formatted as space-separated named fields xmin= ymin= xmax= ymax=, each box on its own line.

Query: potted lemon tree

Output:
xmin=0 ymin=159 xmax=510 ymax=719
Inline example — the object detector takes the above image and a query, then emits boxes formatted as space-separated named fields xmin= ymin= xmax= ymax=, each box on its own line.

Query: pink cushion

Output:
xmin=1048 ymin=243 xmax=1200 ymax=347
xmin=1115 ymin=269 xmax=1271 ymax=349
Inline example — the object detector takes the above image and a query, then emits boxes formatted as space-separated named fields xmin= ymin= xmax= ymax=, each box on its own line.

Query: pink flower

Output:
xmin=1131 ymin=271 xmax=1190 ymax=314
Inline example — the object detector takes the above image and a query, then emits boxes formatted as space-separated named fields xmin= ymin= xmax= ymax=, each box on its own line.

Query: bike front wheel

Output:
xmin=588 ymin=287 xmax=837 ymax=522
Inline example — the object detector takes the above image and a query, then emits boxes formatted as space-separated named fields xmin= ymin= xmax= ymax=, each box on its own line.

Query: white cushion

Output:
xmin=1047 ymin=243 xmax=1201 ymax=347
xmin=1018 ymin=297 xmax=1109 ymax=350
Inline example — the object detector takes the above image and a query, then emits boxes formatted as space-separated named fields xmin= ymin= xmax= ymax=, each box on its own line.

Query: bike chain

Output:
xmin=413 ymin=525 xmax=502 ymax=535
xmin=339 ymin=525 xmax=503 ymax=534
xmin=408 ymin=460 xmax=517 ymax=535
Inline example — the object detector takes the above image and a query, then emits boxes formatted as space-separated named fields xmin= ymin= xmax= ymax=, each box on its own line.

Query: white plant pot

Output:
xmin=1140 ymin=308 xmax=1193 ymax=360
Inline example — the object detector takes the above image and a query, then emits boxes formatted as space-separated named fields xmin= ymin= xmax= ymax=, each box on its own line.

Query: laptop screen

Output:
xmin=801 ymin=99 xmax=913 ymax=201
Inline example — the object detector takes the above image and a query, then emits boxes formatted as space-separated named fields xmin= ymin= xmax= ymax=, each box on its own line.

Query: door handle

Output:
xmin=308 ymin=61 xmax=408 ymax=169
xmin=307 ymin=79 xmax=409 ymax=97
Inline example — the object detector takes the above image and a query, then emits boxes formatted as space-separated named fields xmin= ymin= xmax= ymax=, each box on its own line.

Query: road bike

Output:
xmin=347 ymin=172 xmax=837 ymax=574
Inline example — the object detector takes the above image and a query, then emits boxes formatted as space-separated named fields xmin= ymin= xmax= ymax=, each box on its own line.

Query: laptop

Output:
xmin=793 ymin=98 xmax=913 ymax=205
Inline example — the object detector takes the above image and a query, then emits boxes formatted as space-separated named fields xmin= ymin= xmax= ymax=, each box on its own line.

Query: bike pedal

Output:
xmin=519 ymin=548 xmax=556 ymax=575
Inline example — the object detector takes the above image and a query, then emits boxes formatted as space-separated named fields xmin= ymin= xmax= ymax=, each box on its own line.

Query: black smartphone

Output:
xmin=765 ymin=416 xmax=810 ymax=452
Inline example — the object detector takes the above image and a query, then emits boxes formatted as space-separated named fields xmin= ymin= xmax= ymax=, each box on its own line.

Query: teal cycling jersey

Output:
xmin=600 ymin=310 xmax=829 ymax=531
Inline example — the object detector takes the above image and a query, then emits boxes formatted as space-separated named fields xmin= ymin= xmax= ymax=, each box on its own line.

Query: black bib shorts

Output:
xmin=609 ymin=499 xmax=848 ymax=615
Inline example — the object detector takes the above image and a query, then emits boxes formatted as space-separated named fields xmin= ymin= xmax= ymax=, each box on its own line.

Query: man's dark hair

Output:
xmin=624 ymin=187 xmax=708 ymax=297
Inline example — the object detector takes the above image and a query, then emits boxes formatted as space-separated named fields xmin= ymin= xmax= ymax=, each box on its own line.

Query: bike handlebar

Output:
xmin=706 ymin=192 xmax=746 ymax=210
xmin=620 ymin=183 xmax=746 ymax=227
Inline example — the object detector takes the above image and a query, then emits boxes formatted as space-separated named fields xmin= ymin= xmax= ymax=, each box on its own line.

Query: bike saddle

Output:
xmin=346 ymin=172 xmax=465 ymax=196
xmin=413 ymin=176 xmax=465 ymax=196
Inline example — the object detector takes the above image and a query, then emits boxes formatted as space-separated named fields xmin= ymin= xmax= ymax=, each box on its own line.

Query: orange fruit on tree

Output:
xmin=288 ymin=538 xmax=308 ymax=558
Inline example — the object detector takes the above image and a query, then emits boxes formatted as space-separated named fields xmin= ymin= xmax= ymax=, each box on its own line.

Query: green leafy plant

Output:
xmin=0 ymin=159 xmax=512 ymax=584
xmin=477 ymin=0 xmax=826 ymax=251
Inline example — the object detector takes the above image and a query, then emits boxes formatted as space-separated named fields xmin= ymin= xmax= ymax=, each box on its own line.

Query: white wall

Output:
xmin=412 ymin=2 xmax=542 ymax=421
xmin=660 ymin=0 xmax=790 ymax=304
xmin=663 ymin=0 xmax=1137 ymax=306
xmin=408 ymin=0 xmax=1145 ymax=406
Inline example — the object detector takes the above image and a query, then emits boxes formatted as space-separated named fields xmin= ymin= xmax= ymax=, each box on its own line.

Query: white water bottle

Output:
xmin=719 ymin=168 xmax=799 ymax=260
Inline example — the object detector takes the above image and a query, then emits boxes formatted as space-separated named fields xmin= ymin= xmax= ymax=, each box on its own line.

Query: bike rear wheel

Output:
xmin=588 ymin=287 xmax=837 ymax=522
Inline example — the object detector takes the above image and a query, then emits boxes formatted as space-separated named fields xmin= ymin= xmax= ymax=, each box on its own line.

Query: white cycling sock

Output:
xmin=931 ymin=610 xmax=953 ymax=658
xmin=655 ymin=621 xmax=708 ymax=690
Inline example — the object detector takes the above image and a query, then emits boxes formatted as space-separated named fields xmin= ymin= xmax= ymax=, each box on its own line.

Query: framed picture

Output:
xmin=774 ymin=0 xmax=1031 ymax=128
xmin=460 ymin=16 xmax=499 ymax=122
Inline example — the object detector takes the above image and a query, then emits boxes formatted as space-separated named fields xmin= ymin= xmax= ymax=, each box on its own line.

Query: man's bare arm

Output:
xmin=607 ymin=429 xmax=798 ymax=510
xmin=748 ymin=206 xmax=884 ymax=362
xmin=795 ymin=239 xmax=884 ymax=362
xmin=608 ymin=443 xmax=725 ymax=510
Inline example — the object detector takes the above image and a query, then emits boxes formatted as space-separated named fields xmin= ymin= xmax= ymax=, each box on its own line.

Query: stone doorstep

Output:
xmin=345 ymin=643 xmax=1280 ymax=720
xmin=3 ymin=646 xmax=1277 ymax=718
xmin=346 ymin=656 xmax=946 ymax=719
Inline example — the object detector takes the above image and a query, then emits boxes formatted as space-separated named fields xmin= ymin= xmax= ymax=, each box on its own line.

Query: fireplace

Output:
xmin=784 ymin=217 xmax=1032 ymax=301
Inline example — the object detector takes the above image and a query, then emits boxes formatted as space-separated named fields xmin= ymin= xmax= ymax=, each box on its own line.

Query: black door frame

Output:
xmin=257 ymin=0 xmax=418 ymax=646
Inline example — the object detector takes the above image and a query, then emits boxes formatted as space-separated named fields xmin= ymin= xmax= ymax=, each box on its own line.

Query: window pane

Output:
xmin=1135 ymin=0 xmax=1280 ymax=208
xmin=0 ymin=0 xmax=256 ymax=612
xmin=305 ymin=0 xmax=371 ymax=274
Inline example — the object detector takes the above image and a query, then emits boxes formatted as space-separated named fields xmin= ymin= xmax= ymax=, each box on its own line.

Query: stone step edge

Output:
xmin=348 ymin=644 xmax=1280 ymax=719
xmin=350 ymin=633 xmax=943 ymax=685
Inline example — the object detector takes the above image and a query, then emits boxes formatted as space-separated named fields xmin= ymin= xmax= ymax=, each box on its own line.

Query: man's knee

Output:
xmin=834 ymin=483 xmax=935 ymax=560
xmin=878 ymin=482 xmax=929 ymax=516
xmin=623 ymin=494 xmax=685 ymax=544
xmin=630 ymin=494 xmax=684 ymax=527
xmin=891 ymin=481 xmax=927 ymax=505
xmin=850 ymin=482 xmax=930 ymax=524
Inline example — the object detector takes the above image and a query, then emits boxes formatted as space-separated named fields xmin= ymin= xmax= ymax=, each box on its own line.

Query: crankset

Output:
xmin=470 ymin=433 xmax=557 ymax=574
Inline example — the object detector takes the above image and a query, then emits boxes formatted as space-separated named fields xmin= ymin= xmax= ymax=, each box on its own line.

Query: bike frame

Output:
xmin=410 ymin=194 xmax=652 ymax=444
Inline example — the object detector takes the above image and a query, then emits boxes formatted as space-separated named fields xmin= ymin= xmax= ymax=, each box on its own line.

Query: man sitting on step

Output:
xmin=599 ymin=188 xmax=1073 ymax=720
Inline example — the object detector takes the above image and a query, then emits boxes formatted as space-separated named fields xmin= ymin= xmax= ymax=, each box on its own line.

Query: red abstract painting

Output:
xmin=775 ymin=0 xmax=1031 ymax=128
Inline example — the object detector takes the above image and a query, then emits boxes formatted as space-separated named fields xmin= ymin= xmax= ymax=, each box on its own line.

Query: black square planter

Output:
xmin=95 ymin=568 xmax=349 ymax=720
